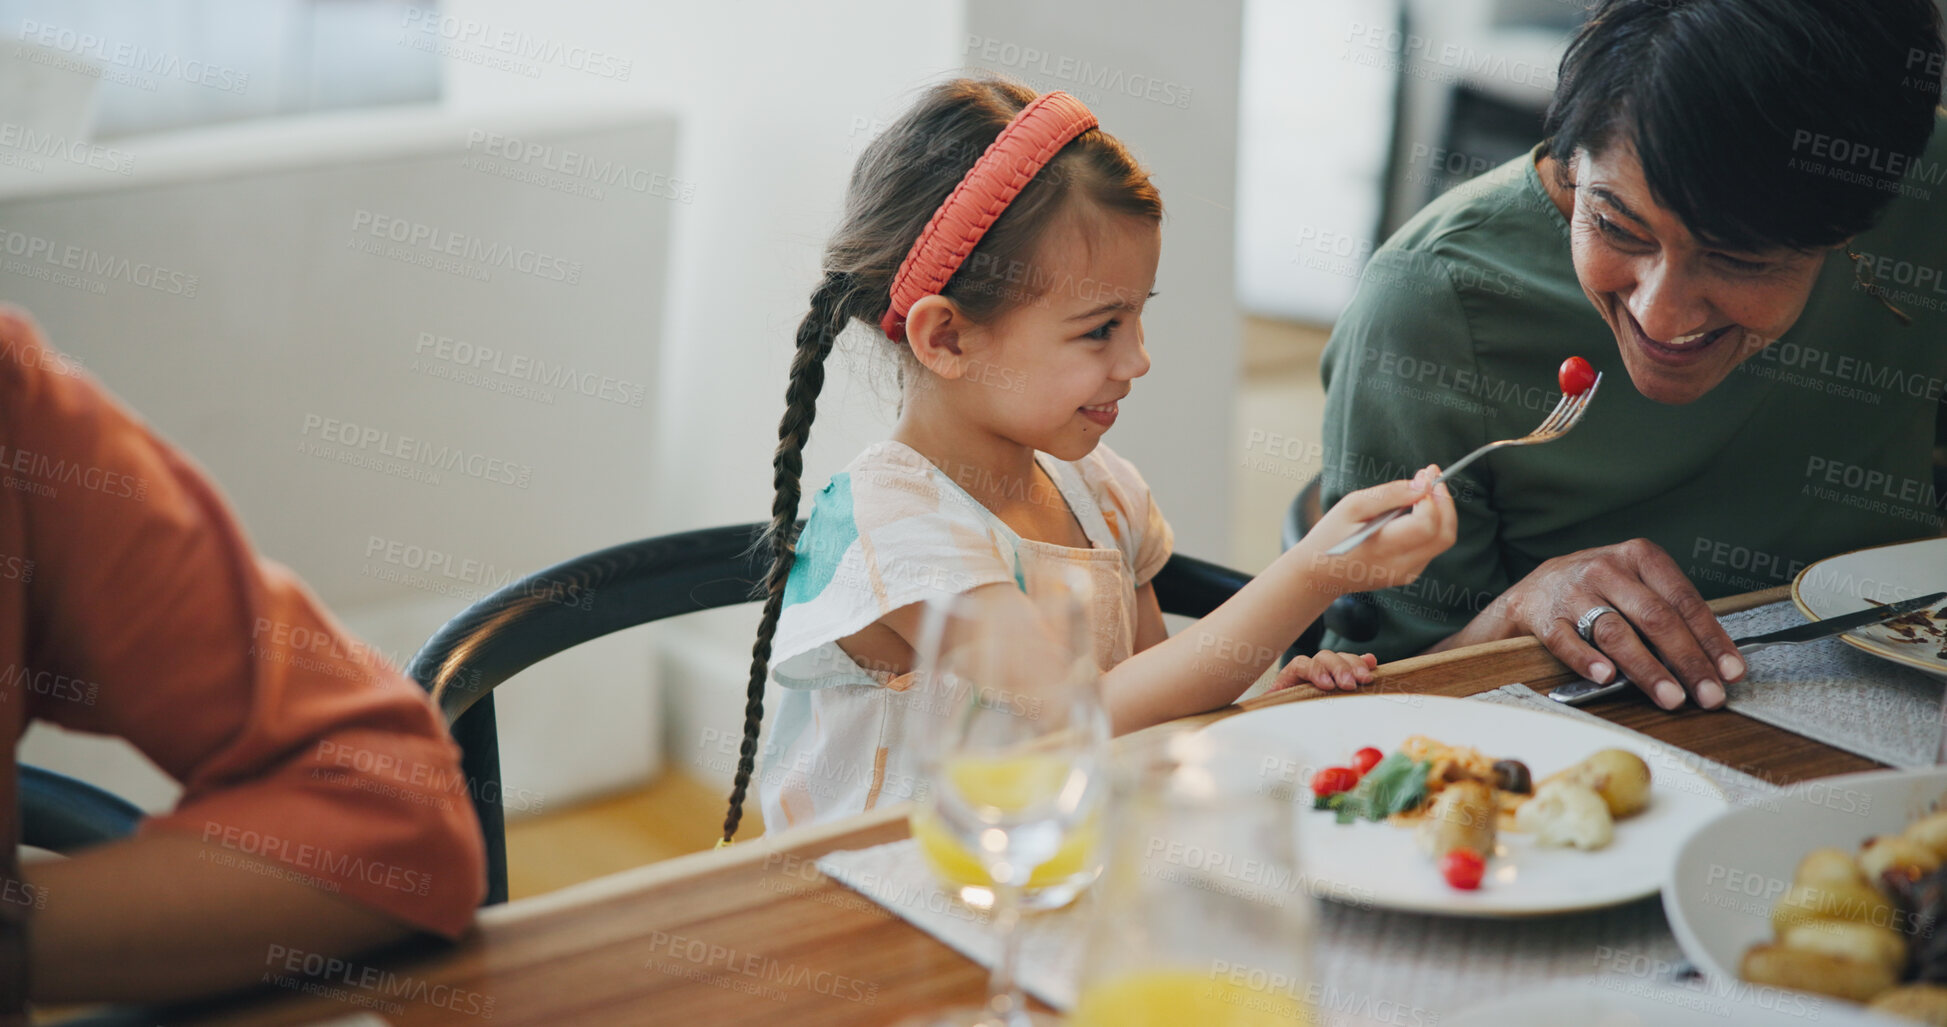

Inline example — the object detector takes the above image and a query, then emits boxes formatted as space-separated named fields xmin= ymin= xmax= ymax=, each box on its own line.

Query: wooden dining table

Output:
xmin=121 ymin=585 xmax=1886 ymax=1027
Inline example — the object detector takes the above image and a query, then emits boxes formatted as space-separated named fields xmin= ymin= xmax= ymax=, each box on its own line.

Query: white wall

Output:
xmin=433 ymin=0 xmax=965 ymax=531
xmin=962 ymin=0 xmax=1243 ymax=564
xmin=0 ymin=105 xmax=678 ymax=814
xmin=431 ymin=0 xmax=943 ymax=790
xmin=1235 ymin=0 xmax=1397 ymax=323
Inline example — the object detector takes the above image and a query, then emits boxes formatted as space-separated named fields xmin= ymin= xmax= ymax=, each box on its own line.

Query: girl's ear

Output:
xmin=904 ymin=294 xmax=974 ymax=379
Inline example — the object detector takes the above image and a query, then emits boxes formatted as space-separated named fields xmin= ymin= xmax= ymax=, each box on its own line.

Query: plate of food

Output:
xmin=1666 ymin=766 xmax=1947 ymax=1023
xmin=1201 ymin=694 xmax=1728 ymax=916
xmin=1793 ymin=538 xmax=1947 ymax=677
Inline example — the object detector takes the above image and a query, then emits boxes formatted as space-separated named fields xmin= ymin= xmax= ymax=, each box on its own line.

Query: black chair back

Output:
xmin=18 ymin=764 xmax=143 ymax=853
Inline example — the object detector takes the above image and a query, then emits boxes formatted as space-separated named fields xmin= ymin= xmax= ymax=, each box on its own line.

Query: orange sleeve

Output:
xmin=0 ymin=307 xmax=485 ymax=937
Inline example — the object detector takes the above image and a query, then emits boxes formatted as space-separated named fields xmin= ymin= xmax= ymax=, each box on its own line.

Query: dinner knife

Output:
xmin=1550 ymin=590 xmax=1947 ymax=706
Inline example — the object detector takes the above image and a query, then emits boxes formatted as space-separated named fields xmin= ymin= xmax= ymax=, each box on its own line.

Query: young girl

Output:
xmin=720 ymin=79 xmax=1455 ymax=841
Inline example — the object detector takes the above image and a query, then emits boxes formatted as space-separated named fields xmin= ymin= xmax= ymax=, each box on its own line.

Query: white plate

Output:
xmin=1444 ymin=979 xmax=1904 ymax=1026
xmin=1201 ymin=694 xmax=1728 ymax=916
xmin=1665 ymin=765 xmax=1947 ymax=984
xmin=1793 ymin=537 xmax=1947 ymax=677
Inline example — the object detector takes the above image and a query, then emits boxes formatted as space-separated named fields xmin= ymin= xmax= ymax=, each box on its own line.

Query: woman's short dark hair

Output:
xmin=1543 ymin=0 xmax=1945 ymax=251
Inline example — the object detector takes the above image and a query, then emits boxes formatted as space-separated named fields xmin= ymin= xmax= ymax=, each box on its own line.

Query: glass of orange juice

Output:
xmin=1069 ymin=731 xmax=1315 ymax=1027
xmin=908 ymin=767 xmax=1101 ymax=911
xmin=901 ymin=579 xmax=1109 ymax=1027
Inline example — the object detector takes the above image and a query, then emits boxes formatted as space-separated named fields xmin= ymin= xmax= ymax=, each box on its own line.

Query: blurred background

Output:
xmin=0 ymin=0 xmax=1751 ymax=893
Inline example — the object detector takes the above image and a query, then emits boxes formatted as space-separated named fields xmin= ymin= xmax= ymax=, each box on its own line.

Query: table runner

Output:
xmin=1716 ymin=599 xmax=1946 ymax=768
xmin=815 ymin=684 xmax=1781 ymax=1022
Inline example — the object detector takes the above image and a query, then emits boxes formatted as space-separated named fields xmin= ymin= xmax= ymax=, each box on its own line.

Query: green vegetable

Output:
xmin=1314 ymin=751 xmax=1430 ymax=824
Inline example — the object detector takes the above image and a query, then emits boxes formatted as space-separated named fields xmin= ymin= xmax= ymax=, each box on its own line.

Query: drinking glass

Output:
xmin=1069 ymin=731 xmax=1316 ymax=1027
xmin=902 ymin=580 xmax=1110 ymax=1027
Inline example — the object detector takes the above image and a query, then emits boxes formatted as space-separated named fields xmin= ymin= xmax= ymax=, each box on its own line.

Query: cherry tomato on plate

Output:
xmin=1310 ymin=766 xmax=1360 ymax=797
xmin=1351 ymin=747 xmax=1384 ymax=775
xmin=1558 ymin=356 xmax=1596 ymax=396
xmin=1439 ymin=848 xmax=1486 ymax=890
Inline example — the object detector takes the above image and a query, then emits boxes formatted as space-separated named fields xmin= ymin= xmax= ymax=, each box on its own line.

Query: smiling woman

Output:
xmin=1545 ymin=141 xmax=1835 ymax=407
xmin=1535 ymin=0 xmax=1939 ymax=406
xmin=1317 ymin=0 xmax=1947 ymax=710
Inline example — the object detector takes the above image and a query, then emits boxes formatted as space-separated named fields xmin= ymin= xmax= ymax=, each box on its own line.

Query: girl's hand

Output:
xmin=1297 ymin=465 xmax=1457 ymax=599
xmin=1271 ymin=650 xmax=1378 ymax=692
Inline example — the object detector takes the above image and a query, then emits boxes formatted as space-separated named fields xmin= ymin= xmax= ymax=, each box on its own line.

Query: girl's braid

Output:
xmin=720 ymin=270 xmax=854 ymax=844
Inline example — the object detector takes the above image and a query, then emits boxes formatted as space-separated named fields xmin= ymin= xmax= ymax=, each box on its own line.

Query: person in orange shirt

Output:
xmin=0 ymin=306 xmax=484 ymax=1009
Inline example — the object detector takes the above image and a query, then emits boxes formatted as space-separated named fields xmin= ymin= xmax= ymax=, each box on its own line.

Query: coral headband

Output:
xmin=880 ymin=91 xmax=1098 ymax=343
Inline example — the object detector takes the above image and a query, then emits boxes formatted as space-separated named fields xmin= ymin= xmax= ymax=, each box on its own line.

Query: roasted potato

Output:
xmin=1869 ymin=985 xmax=1947 ymax=1025
xmin=1796 ymin=847 xmax=1870 ymax=891
xmin=1904 ymin=812 xmax=1947 ymax=860
xmin=1514 ymin=781 xmax=1613 ymax=850
xmin=1863 ymin=835 xmax=1945 ymax=889
xmin=1780 ymin=920 xmax=1908 ymax=977
xmin=1771 ymin=880 xmax=1897 ymax=936
xmin=1744 ymin=809 xmax=1947 ymax=1010
xmin=1740 ymin=943 xmax=1898 ymax=1003
xmin=1418 ymin=780 xmax=1496 ymax=859
xmin=1543 ymin=749 xmax=1651 ymax=819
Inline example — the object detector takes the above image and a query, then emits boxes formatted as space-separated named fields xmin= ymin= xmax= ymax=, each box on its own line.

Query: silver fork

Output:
xmin=1324 ymin=372 xmax=1603 ymax=556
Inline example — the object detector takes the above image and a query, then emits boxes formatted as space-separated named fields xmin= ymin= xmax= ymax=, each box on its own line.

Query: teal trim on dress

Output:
xmin=784 ymin=473 xmax=858 ymax=609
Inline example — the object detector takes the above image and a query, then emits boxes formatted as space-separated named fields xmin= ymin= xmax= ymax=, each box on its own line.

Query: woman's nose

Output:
xmin=1626 ymin=258 xmax=1712 ymax=342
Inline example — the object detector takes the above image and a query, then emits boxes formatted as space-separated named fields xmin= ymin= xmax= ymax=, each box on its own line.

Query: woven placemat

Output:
xmin=1716 ymin=600 xmax=1946 ymax=768
xmin=816 ymin=684 xmax=1780 ymax=1020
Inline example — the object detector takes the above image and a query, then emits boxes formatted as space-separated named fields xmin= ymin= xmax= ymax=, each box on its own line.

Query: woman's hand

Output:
xmin=1295 ymin=466 xmax=1458 ymax=599
xmin=1464 ymin=538 xmax=1744 ymax=710
xmin=1271 ymin=650 xmax=1378 ymax=692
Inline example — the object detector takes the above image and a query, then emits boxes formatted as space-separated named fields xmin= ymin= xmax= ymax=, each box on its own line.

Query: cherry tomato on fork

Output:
xmin=1350 ymin=747 xmax=1384 ymax=775
xmin=1558 ymin=356 xmax=1596 ymax=396
xmin=1439 ymin=848 xmax=1486 ymax=890
xmin=1310 ymin=766 xmax=1360 ymax=798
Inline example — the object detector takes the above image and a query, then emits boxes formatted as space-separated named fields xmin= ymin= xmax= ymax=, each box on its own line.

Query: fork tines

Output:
xmin=1541 ymin=373 xmax=1600 ymax=438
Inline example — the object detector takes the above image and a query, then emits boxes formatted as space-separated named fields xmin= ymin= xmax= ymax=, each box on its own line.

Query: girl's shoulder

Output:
xmin=821 ymin=440 xmax=993 ymax=525
xmin=777 ymin=443 xmax=1024 ymax=669
xmin=790 ymin=441 xmax=1016 ymax=586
